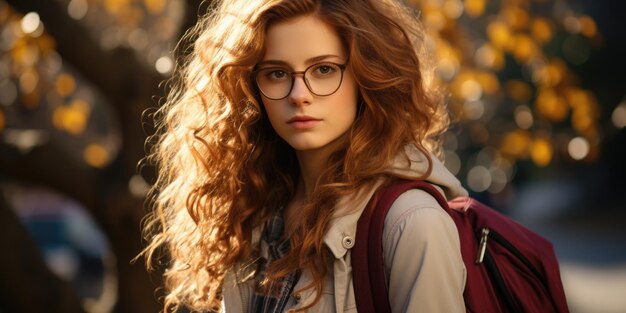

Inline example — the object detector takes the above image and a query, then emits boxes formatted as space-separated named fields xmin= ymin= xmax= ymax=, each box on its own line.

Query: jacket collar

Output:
xmin=323 ymin=181 xmax=382 ymax=259
xmin=322 ymin=145 xmax=468 ymax=259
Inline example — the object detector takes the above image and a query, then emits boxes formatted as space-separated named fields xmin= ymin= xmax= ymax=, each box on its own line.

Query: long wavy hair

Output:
xmin=142 ymin=0 xmax=449 ymax=311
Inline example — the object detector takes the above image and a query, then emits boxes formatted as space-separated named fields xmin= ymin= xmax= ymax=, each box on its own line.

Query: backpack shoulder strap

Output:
xmin=352 ymin=179 xmax=449 ymax=313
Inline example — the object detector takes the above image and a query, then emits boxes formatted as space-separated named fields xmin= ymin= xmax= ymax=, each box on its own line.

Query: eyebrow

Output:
xmin=257 ymin=54 xmax=341 ymax=67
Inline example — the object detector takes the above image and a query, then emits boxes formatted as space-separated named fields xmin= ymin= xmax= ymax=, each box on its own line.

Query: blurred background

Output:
xmin=0 ymin=0 xmax=624 ymax=312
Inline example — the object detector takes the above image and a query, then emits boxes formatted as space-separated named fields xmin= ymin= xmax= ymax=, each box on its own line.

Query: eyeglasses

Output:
xmin=253 ymin=62 xmax=348 ymax=100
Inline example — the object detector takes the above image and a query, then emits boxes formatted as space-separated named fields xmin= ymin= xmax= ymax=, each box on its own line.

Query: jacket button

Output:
xmin=293 ymin=293 xmax=301 ymax=303
xmin=342 ymin=235 xmax=355 ymax=249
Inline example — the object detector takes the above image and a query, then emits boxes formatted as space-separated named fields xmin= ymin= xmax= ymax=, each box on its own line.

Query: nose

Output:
xmin=288 ymin=75 xmax=312 ymax=106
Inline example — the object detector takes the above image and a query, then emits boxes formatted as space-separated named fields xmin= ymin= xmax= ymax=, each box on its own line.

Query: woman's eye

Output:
xmin=259 ymin=68 xmax=289 ymax=81
xmin=316 ymin=65 xmax=334 ymax=74
xmin=265 ymin=69 xmax=289 ymax=80
xmin=312 ymin=64 xmax=337 ymax=77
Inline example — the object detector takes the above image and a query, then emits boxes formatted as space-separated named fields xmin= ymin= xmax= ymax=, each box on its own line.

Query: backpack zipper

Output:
xmin=475 ymin=227 xmax=542 ymax=278
xmin=484 ymin=229 xmax=543 ymax=279
xmin=475 ymin=227 xmax=556 ymax=313
xmin=476 ymin=228 xmax=490 ymax=263
xmin=476 ymin=227 xmax=523 ymax=313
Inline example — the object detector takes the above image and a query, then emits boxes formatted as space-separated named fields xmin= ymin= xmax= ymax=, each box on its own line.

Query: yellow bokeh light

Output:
xmin=55 ymin=74 xmax=76 ymax=97
xmin=21 ymin=12 xmax=41 ymax=34
xmin=443 ymin=0 xmax=464 ymax=19
xmin=612 ymin=103 xmax=626 ymax=129
xmin=84 ymin=144 xmax=110 ymax=168
xmin=534 ymin=59 xmax=566 ymax=87
xmin=475 ymin=44 xmax=505 ymax=70
xmin=572 ymin=108 xmax=595 ymax=133
xmin=68 ymin=0 xmax=88 ymax=20
xmin=581 ymin=127 xmax=599 ymax=143
xmin=11 ymin=40 xmax=39 ymax=66
xmin=436 ymin=42 xmax=463 ymax=75
xmin=52 ymin=99 xmax=90 ymax=135
xmin=461 ymin=79 xmax=483 ymax=101
xmin=505 ymin=80 xmax=532 ymax=102
xmin=436 ymin=40 xmax=461 ymax=60
xmin=565 ymin=88 xmax=598 ymax=113
xmin=535 ymin=88 xmax=568 ymax=122
xmin=565 ymin=88 xmax=585 ymax=108
xmin=72 ymin=99 xmax=90 ymax=113
xmin=566 ymin=89 xmax=599 ymax=135
xmin=119 ymin=5 xmax=144 ymax=27
xmin=568 ymin=136 xmax=590 ymax=161
xmin=35 ymin=35 xmax=57 ymax=54
xmin=474 ymin=44 xmax=494 ymax=67
xmin=464 ymin=0 xmax=486 ymax=17
xmin=144 ymin=0 xmax=166 ymax=13
xmin=510 ymin=34 xmax=539 ymax=63
xmin=546 ymin=60 xmax=566 ymax=85
xmin=500 ymin=130 xmax=531 ymax=158
xmin=450 ymin=70 xmax=477 ymax=101
xmin=476 ymin=72 xmax=500 ymax=95
xmin=503 ymin=7 xmax=529 ymax=30
xmin=52 ymin=107 xmax=63 ymax=129
xmin=437 ymin=56 xmax=460 ymax=81
xmin=424 ymin=8 xmax=447 ymax=31
xmin=531 ymin=18 xmax=553 ymax=43
xmin=579 ymin=15 xmax=597 ymax=38
xmin=104 ymin=0 xmax=130 ymax=14
xmin=487 ymin=21 xmax=511 ymax=49
xmin=514 ymin=105 xmax=534 ymax=129
xmin=19 ymin=69 xmax=39 ymax=94
xmin=531 ymin=137 xmax=552 ymax=167
xmin=64 ymin=106 xmax=87 ymax=134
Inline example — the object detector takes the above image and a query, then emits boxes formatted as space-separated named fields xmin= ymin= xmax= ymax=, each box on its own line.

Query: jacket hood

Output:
xmin=387 ymin=144 xmax=468 ymax=199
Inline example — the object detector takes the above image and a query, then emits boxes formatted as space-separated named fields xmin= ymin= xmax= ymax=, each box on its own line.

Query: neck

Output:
xmin=295 ymin=150 xmax=328 ymax=197
xmin=295 ymin=139 xmax=347 ymax=198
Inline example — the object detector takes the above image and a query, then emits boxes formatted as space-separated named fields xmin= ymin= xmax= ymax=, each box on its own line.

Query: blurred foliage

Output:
xmin=407 ymin=0 xmax=608 ymax=193
xmin=0 ymin=0 xmax=618 ymax=195
xmin=0 ymin=0 xmax=182 ymax=167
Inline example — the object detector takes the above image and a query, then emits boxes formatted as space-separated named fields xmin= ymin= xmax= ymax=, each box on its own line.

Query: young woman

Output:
xmin=143 ymin=0 xmax=468 ymax=312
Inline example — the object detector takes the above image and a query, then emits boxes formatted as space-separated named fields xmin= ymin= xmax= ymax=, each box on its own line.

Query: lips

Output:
xmin=287 ymin=115 xmax=321 ymax=129
xmin=287 ymin=115 xmax=321 ymax=123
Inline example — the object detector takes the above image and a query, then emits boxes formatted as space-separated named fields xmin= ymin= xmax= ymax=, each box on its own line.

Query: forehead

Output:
xmin=263 ymin=15 xmax=345 ymax=64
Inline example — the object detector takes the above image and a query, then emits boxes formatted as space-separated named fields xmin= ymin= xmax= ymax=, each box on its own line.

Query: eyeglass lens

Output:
xmin=255 ymin=63 xmax=344 ymax=100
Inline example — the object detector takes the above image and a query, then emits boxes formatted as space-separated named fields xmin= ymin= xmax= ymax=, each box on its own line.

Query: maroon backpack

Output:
xmin=352 ymin=180 xmax=569 ymax=313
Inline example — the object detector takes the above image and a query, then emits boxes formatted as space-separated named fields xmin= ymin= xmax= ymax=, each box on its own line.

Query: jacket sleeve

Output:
xmin=382 ymin=189 xmax=466 ymax=313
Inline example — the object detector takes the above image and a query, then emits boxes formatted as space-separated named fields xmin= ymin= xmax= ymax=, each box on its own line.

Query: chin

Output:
xmin=288 ymin=141 xmax=323 ymax=151
xmin=282 ymin=136 xmax=326 ymax=150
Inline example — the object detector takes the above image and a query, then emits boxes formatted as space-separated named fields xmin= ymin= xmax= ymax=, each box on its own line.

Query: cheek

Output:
xmin=337 ymin=76 xmax=358 ymax=120
xmin=261 ymin=99 xmax=280 ymax=125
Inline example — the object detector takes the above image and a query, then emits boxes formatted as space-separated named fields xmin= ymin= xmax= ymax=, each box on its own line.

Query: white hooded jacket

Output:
xmin=222 ymin=145 xmax=468 ymax=312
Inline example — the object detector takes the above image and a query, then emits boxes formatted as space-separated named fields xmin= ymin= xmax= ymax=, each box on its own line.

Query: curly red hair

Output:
xmin=142 ymin=0 xmax=449 ymax=311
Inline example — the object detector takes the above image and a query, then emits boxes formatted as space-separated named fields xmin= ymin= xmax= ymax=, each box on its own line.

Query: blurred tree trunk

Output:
xmin=0 ymin=0 xmax=206 ymax=312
